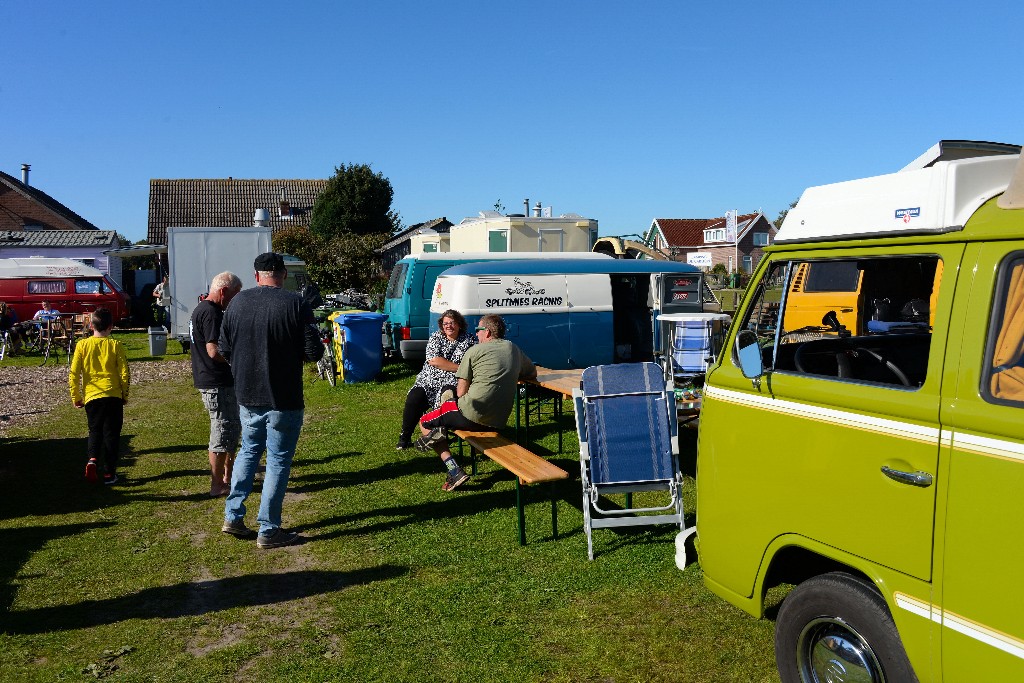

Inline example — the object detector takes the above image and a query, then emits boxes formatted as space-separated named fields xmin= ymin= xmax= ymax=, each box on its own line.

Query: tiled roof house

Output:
xmin=0 ymin=229 xmax=124 ymax=284
xmin=645 ymin=212 xmax=777 ymax=273
xmin=147 ymin=178 xmax=328 ymax=245
xmin=0 ymin=168 xmax=102 ymax=232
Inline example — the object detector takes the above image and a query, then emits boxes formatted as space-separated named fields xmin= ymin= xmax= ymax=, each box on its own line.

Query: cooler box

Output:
xmin=331 ymin=311 xmax=387 ymax=383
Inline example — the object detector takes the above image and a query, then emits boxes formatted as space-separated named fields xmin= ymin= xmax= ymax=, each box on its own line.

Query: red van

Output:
xmin=0 ymin=257 xmax=132 ymax=325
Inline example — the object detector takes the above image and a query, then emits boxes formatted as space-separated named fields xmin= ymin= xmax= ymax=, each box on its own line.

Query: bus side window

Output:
xmin=986 ymin=253 xmax=1024 ymax=404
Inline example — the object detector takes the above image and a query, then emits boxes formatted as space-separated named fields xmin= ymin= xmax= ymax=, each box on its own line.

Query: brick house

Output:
xmin=147 ymin=178 xmax=328 ymax=246
xmin=644 ymin=212 xmax=777 ymax=273
xmin=1 ymin=166 xmax=103 ymax=233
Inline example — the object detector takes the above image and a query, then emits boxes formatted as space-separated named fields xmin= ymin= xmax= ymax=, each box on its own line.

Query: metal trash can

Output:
xmin=148 ymin=326 xmax=167 ymax=356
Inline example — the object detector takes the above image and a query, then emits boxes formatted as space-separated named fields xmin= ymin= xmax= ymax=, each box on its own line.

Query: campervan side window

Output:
xmin=985 ymin=253 xmax=1024 ymax=406
xmin=740 ymin=256 xmax=940 ymax=388
xmin=385 ymin=263 xmax=409 ymax=299
xmin=75 ymin=280 xmax=103 ymax=294
xmin=27 ymin=280 xmax=66 ymax=295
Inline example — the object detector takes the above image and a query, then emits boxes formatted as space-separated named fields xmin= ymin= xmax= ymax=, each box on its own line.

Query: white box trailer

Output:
xmin=166 ymin=227 xmax=272 ymax=345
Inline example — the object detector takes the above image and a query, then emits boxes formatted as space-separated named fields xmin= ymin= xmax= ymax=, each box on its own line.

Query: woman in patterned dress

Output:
xmin=396 ymin=309 xmax=476 ymax=450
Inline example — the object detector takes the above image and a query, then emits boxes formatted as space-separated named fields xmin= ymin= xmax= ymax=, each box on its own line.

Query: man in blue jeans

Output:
xmin=218 ymin=252 xmax=322 ymax=548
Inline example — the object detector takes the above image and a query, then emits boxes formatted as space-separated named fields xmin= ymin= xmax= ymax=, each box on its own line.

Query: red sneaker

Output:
xmin=85 ymin=458 xmax=98 ymax=484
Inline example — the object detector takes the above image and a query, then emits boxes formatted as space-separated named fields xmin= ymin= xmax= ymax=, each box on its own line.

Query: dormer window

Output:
xmin=704 ymin=228 xmax=727 ymax=243
xmin=279 ymin=187 xmax=292 ymax=219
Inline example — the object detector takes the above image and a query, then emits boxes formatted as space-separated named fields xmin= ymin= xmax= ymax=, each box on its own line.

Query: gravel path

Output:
xmin=0 ymin=359 xmax=191 ymax=436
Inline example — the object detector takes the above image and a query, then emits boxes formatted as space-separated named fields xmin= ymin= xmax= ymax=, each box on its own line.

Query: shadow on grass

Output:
xmin=0 ymin=435 xmax=142 ymax=521
xmin=289 ymin=452 xmax=452 ymax=493
xmin=3 ymin=565 xmax=408 ymax=634
xmin=299 ymin=450 xmax=364 ymax=466
xmin=129 ymin=443 xmax=207 ymax=456
xmin=0 ymin=522 xmax=116 ymax=613
xmin=294 ymin=470 xmax=580 ymax=541
xmin=127 ymin=467 xmax=209 ymax=484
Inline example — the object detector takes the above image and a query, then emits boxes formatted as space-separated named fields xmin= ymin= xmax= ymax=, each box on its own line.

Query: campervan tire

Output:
xmin=775 ymin=572 xmax=917 ymax=683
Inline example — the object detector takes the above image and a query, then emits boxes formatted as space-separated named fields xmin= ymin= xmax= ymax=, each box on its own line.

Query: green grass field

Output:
xmin=0 ymin=332 xmax=781 ymax=682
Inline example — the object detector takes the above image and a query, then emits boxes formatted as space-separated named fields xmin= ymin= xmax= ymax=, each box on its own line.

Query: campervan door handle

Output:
xmin=881 ymin=466 xmax=933 ymax=488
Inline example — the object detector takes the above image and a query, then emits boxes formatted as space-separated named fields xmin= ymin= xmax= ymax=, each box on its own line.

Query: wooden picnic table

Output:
xmin=529 ymin=366 xmax=583 ymax=398
xmin=515 ymin=366 xmax=583 ymax=452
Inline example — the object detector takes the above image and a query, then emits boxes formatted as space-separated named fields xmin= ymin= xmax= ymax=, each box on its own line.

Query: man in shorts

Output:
xmin=190 ymin=271 xmax=243 ymax=496
xmin=416 ymin=313 xmax=537 ymax=491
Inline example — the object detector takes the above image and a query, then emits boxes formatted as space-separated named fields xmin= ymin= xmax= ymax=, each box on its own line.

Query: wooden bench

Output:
xmin=453 ymin=429 xmax=569 ymax=546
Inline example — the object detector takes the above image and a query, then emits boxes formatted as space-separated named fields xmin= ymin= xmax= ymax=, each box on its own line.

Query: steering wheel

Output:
xmin=793 ymin=341 xmax=833 ymax=375
xmin=842 ymin=347 xmax=912 ymax=386
xmin=793 ymin=343 xmax=912 ymax=386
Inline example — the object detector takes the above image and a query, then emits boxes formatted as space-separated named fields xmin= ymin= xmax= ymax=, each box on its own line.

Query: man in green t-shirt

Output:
xmin=416 ymin=314 xmax=536 ymax=492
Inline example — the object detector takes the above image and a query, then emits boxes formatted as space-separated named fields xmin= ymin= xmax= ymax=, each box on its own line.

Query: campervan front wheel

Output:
xmin=774 ymin=572 xmax=917 ymax=683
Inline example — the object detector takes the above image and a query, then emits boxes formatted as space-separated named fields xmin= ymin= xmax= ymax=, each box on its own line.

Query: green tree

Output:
xmin=273 ymin=220 xmax=391 ymax=295
xmin=774 ymin=198 xmax=799 ymax=229
xmin=297 ymin=163 xmax=402 ymax=295
xmin=310 ymin=163 xmax=402 ymax=240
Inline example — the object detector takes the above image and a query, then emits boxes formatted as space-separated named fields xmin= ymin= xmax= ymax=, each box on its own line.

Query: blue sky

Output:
xmin=5 ymin=1 xmax=1022 ymax=243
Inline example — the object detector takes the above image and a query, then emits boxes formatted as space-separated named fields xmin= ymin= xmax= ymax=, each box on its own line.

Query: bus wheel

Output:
xmin=774 ymin=572 xmax=917 ymax=683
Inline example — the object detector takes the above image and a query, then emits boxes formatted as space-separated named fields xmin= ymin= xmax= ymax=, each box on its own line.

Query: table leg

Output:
xmin=551 ymin=482 xmax=558 ymax=539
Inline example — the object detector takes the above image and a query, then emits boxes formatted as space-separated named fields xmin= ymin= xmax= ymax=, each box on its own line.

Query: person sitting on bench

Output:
xmin=415 ymin=314 xmax=537 ymax=492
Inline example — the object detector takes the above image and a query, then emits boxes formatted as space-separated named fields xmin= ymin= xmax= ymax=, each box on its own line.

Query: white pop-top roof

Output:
xmin=0 ymin=257 xmax=105 ymax=279
xmin=777 ymin=153 xmax=1020 ymax=243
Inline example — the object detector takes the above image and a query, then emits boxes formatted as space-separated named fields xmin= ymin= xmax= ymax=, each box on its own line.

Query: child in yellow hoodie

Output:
xmin=69 ymin=308 xmax=130 ymax=484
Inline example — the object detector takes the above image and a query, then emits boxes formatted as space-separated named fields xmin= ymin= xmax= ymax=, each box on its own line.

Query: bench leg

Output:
xmin=456 ymin=437 xmax=478 ymax=476
xmin=516 ymin=478 xmax=527 ymax=546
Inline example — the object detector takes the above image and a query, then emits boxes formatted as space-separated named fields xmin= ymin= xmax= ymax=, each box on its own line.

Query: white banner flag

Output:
xmin=724 ymin=210 xmax=737 ymax=242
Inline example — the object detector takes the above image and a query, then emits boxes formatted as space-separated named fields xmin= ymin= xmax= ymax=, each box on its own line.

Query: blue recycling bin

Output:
xmin=331 ymin=312 xmax=387 ymax=383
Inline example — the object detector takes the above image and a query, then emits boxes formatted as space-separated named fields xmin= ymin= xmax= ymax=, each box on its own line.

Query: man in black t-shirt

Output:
xmin=190 ymin=271 xmax=243 ymax=497
xmin=218 ymin=252 xmax=323 ymax=549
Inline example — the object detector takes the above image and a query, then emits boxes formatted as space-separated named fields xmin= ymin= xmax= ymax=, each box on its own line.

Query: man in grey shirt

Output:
xmin=416 ymin=314 xmax=536 ymax=491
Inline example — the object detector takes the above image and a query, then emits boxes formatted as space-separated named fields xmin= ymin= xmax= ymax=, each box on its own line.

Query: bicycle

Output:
xmin=313 ymin=315 xmax=338 ymax=387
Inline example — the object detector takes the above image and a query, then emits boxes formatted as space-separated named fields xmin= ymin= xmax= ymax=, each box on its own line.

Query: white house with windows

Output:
xmin=644 ymin=211 xmax=777 ymax=273
xmin=445 ymin=210 xmax=599 ymax=254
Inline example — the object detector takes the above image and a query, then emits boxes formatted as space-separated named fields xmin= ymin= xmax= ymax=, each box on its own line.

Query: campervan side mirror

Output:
xmin=735 ymin=330 xmax=764 ymax=380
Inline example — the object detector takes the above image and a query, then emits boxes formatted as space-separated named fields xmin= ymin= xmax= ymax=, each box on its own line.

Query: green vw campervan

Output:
xmin=696 ymin=141 xmax=1024 ymax=681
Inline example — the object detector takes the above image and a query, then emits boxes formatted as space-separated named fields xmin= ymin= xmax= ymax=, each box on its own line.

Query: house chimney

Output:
xmin=253 ymin=209 xmax=270 ymax=227
xmin=21 ymin=164 xmax=30 ymax=185
xmin=524 ymin=198 xmax=529 ymax=216
xmin=533 ymin=201 xmax=542 ymax=217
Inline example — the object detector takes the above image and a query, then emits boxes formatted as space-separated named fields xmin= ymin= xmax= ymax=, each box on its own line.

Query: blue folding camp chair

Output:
xmin=573 ymin=362 xmax=696 ymax=563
